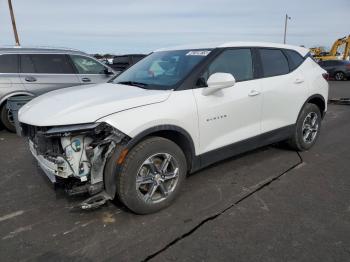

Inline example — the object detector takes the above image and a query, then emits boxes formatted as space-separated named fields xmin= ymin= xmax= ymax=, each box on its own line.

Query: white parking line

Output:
xmin=0 ymin=210 xmax=24 ymax=223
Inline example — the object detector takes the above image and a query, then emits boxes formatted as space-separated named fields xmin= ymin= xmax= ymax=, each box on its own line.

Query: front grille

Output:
xmin=21 ymin=124 xmax=49 ymax=140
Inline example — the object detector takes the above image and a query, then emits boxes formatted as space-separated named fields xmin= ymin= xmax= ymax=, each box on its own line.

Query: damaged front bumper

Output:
xmin=21 ymin=122 xmax=130 ymax=206
xmin=29 ymin=139 xmax=59 ymax=183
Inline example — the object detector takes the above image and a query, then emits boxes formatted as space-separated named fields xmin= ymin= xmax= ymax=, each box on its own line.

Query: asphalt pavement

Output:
xmin=0 ymin=81 xmax=349 ymax=262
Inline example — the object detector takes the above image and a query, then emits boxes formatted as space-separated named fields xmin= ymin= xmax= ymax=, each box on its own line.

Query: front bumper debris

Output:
xmin=29 ymin=140 xmax=57 ymax=183
xmin=22 ymin=122 xmax=130 ymax=209
xmin=80 ymin=191 xmax=112 ymax=210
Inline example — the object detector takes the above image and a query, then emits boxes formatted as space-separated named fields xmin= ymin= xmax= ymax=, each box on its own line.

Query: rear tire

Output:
xmin=114 ymin=137 xmax=187 ymax=214
xmin=288 ymin=103 xmax=322 ymax=151
xmin=0 ymin=104 xmax=16 ymax=133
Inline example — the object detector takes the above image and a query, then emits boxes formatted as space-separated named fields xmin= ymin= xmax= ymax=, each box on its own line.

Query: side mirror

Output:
xmin=104 ymin=68 xmax=114 ymax=75
xmin=202 ymin=73 xmax=235 ymax=96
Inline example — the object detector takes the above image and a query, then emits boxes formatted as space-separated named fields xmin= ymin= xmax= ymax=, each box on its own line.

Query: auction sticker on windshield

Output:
xmin=186 ymin=50 xmax=211 ymax=56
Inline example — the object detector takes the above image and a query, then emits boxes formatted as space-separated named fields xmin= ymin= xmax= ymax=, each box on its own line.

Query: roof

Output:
xmin=154 ymin=41 xmax=309 ymax=56
xmin=0 ymin=46 xmax=86 ymax=55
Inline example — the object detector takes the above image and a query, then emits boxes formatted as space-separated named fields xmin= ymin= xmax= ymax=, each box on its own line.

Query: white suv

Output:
xmin=18 ymin=42 xmax=329 ymax=214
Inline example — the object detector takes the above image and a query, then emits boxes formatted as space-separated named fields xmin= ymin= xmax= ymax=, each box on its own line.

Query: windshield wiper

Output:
xmin=117 ymin=81 xmax=148 ymax=88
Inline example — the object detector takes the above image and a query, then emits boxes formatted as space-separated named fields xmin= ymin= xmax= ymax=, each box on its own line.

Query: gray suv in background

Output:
xmin=0 ymin=47 xmax=116 ymax=132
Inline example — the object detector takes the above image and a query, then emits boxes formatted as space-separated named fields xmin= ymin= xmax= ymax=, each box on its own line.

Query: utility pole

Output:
xmin=283 ymin=14 xmax=291 ymax=44
xmin=8 ymin=0 xmax=20 ymax=46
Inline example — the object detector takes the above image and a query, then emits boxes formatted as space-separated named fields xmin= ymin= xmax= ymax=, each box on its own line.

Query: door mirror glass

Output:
xmin=202 ymin=73 xmax=235 ymax=96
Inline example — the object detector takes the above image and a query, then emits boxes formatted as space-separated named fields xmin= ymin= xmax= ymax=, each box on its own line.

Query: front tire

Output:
xmin=114 ymin=137 xmax=187 ymax=214
xmin=0 ymin=104 xmax=16 ymax=132
xmin=288 ymin=103 xmax=322 ymax=151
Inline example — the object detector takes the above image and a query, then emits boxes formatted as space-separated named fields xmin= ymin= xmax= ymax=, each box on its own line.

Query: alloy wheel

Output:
xmin=136 ymin=153 xmax=179 ymax=204
xmin=7 ymin=109 xmax=14 ymax=124
xmin=302 ymin=112 xmax=319 ymax=144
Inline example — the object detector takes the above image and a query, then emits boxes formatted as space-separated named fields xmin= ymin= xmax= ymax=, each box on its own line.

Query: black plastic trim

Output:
xmin=193 ymin=124 xmax=295 ymax=172
xmin=125 ymin=125 xmax=198 ymax=170
xmin=125 ymin=124 xmax=298 ymax=173
xmin=251 ymin=48 xmax=264 ymax=79
xmin=303 ymin=94 xmax=327 ymax=118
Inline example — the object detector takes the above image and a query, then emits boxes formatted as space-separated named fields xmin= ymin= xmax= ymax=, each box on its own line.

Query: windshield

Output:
xmin=113 ymin=49 xmax=211 ymax=89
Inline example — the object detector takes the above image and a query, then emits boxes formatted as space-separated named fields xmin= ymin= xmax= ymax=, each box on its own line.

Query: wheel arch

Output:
xmin=0 ymin=91 xmax=35 ymax=109
xmin=294 ymin=94 xmax=326 ymax=125
xmin=103 ymin=125 xmax=197 ymax=199
xmin=295 ymin=94 xmax=326 ymax=123
xmin=126 ymin=125 xmax=197 ymax=172
xmin=0 ymin=92 xmax=35 ymax=126
xmin=305 ymin=94 xmax=326 ymax=118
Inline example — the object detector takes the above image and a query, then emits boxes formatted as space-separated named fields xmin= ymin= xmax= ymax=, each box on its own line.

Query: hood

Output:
xmin=19 ymin=83 xmax=172 ymax=126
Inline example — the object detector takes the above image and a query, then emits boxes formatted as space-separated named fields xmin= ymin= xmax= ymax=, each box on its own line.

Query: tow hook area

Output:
xmin=79 ymin=191 xmax=112 ymax=210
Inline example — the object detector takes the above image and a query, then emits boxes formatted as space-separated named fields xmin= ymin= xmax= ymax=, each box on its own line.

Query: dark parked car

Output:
xmin=318 ymin=60 xmax=350 ymax=81
xmin=109 ymin=54 xmax=146 ymax=74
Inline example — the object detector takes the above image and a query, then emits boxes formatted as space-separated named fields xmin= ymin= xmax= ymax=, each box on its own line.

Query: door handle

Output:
xmin=25 ymin=76 xmax=37 ymax=82
xmin=82 ymin=77 xmax=91 ymax=83
xmin=248 ymin=90 xmax=260 ymax=97
xmin=294 ymin=78 xmax=304 ymax=84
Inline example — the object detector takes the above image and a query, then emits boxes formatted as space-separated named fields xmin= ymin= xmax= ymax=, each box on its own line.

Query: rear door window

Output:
xmin=70 ymin=55 xmax=106 ymax=74
xmin=20 ymin=55 xmax=36 ymax=73
xmin=0 ymin=54 xmax=18 ymax=73
xmin=20 ymin=54 xmax=75 ymax=74
xmin=259 ymin=49 xmax=289 ymax=77
xmin=284 ymin=50 xmax=304 ymax=71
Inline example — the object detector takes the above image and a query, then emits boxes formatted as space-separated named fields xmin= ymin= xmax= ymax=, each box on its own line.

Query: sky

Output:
xmin=0 ymin=0 xmax=349 ymax=54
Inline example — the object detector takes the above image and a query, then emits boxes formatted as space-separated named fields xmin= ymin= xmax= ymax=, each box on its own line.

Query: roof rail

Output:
xmin=0 ymin=45 xmax=85 ymax=52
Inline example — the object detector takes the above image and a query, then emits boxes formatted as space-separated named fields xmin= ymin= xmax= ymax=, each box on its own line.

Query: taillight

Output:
xmin=346 ymin=64 xmax=350 ymax=70
xmin=322 ymin=73 xmax=329 ymax=81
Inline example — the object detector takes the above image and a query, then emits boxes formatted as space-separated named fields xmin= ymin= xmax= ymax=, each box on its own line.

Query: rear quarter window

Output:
xmin=284 ymin=50 xmax=304 ymax=71
xmin=259 ymin=49 xmax=289 ymax=77
xmin=0 ymin=54 xmax=18 ymax=73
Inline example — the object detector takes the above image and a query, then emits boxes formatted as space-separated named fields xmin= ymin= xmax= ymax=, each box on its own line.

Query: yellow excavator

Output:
xmin=342 ymin=36 xmax=350 ymax=60
xmin=309 ymin=47 xmax=325 ymax=57
xmin=313 ymin=36 xmax=349 ymax=61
